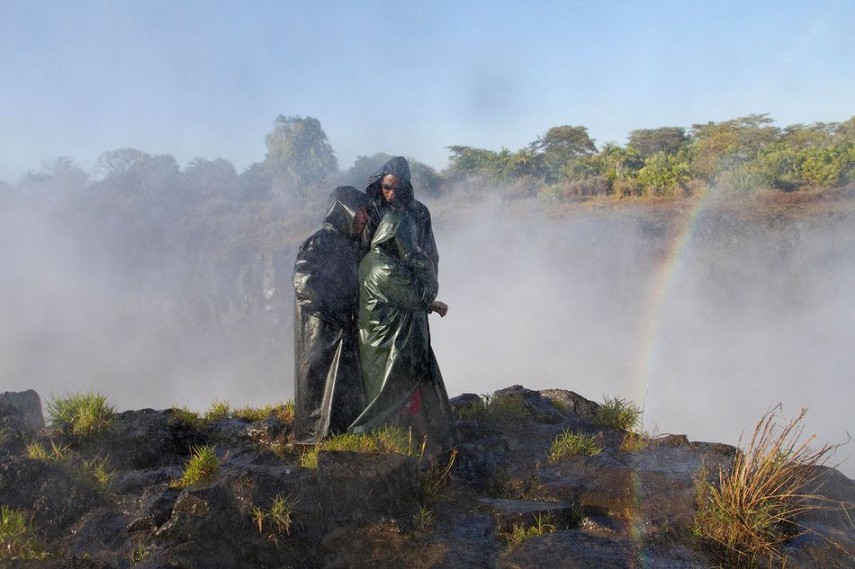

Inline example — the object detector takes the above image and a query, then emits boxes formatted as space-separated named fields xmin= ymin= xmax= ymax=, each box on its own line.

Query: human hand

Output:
xmin=430 ymin=300 xmax=448 ymax=317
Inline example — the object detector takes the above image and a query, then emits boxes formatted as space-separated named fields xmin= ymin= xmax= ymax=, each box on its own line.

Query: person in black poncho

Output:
xmin=292 ymin=186 xmax=369 ymax=444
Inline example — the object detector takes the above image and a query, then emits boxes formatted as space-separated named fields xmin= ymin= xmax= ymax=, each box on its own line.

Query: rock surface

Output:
xmin=0 ymin=387 xmax=853 ymax=568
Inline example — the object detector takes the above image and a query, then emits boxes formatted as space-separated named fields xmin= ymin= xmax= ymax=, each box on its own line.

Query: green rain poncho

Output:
xmin=348 ymin=210 xmax=453 ymax=447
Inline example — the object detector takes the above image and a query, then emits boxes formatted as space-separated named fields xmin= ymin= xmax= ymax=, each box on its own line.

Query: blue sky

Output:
xmin=1 ymin=0 xmax=853 ymax=182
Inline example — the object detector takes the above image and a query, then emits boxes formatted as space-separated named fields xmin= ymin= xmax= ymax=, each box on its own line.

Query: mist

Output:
xmin=2 ymin=188 xmax=853 ymax=477
xmin=428 ymin=195 xmax=855 ymax=477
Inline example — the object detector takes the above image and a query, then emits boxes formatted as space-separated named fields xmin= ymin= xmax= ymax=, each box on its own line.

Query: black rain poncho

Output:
xmin=348 ymin=210 xmax=453 ymax=447
xmin=365 ymin=156 xmax=439 ymax=274
xmin=293 ymin=186 xmax=369 ymax=444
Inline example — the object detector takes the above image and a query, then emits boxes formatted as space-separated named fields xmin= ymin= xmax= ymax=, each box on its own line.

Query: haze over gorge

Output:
xmin=2 ymin=181 xmax=853 ymax=477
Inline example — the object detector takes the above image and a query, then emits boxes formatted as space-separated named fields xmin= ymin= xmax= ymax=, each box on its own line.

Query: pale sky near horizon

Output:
xmin=1 ymin=0 xmax=853 ymax=183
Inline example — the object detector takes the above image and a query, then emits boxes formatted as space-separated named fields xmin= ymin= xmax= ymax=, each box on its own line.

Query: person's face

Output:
xmin=381 ymin=174 xmax=403 ymax=205
xmin=353 ymin=206 xmax=368 ymax=235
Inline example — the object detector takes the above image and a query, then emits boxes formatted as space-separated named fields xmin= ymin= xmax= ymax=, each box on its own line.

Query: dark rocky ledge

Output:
xmin=1 ymin=386 xmax=853 ymax=568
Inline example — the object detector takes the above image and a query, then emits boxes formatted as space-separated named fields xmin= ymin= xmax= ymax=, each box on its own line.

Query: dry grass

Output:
xmin=694 ymin=405 xmax=844 ymax=565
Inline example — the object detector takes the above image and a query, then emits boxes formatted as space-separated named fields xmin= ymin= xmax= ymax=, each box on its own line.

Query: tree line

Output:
xmin=3 ymin=112 xmax=854 ymax=284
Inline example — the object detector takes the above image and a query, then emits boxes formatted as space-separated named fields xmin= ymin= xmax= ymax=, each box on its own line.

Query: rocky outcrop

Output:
xmin=1 ymin=387 xmax=853 ymax=568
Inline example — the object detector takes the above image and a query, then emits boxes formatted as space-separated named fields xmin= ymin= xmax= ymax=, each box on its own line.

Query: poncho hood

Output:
xmin=366 ymin=156 xmax=415 ymax=205
xmin=323 ymin=185 xmax=369 ymax=238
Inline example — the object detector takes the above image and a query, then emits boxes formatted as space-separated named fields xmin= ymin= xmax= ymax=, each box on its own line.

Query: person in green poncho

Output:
xmin=348 ymin=209 xmax=454 ymax=451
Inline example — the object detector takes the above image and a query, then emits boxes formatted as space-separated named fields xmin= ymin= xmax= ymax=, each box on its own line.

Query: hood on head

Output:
xmin=366 ymin=156 xmax=414 ymax=204
xmin=323 ymin=186 xmax=369 ymax=238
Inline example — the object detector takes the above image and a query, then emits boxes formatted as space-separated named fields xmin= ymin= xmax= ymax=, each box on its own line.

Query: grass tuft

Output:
xmin=171 ymin=445 xmax=220 ymax=488
xmin=420 ymin=448 xmax=458 ymax=503
xmin=412 ymin=505 xmax=433 ymax=532
xmin=619 ymin=431 xmax=650 ymax=453
xmin=0 ymin=506 xmax=50 ymax=560
xmin=548 ymin=430 xmax=602 ymax=462
xmin=252 ymin=494 xmax=299 ymax=541
xmin=486 ymin=393 xmax=530 ymax=420
xmin=505 ymin=512 xmax=557 ymax=548
xmin=693 ymin=406 xmax=843 ymax=565
xmin=46 ymin=392 xmax=115 ymax=439
xmin=298 ymin=426 xmax=420 ymax=469
xmin=204 ymin=400 xmax=231 ymax=422
xmin=594 ymin=396 xmax=641 ymax=431
xmin=168 ymin=406 xmax=204 ymax=429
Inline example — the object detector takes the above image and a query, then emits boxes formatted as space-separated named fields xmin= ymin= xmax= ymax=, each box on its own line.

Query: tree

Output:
xmin=181 ymin=158 xmax=239 ymax=201
xmin=627 ymin=127 xmax=687 ymax=157
xmin=531 ymin=125 xmax=597 ymax=182
xmin=263 ymin=115 xmax=338 ymax=194
xmin=637 ymin=152 xmax=690 ymax=197
xmin=688 ymin=114 xmax=779 ymax=182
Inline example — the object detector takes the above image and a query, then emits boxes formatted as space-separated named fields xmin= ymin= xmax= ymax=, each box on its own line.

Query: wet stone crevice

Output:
xmin=1 ymin=386 xmax=854 ymax=568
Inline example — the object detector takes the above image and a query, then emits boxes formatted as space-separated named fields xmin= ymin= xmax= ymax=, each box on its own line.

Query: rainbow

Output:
xmin=629 ymin=191 xmax=715 ymax=424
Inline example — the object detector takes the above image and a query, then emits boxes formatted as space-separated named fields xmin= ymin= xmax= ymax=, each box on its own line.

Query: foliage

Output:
xmin=204 ymin=400 xmax=231 ymax=422
xmin=619 ymin=431 xmax=650 ymax=453
xmin=252 ymin=494 xmax=299 ymax=540
xmin=46 ymin=392 xmax=115 ymax=439
xmin=298 ymin=426 xmax=420 ymax=469
xmin=693 ymin=406 xmax=842 ymax=565
xmin=172 ymin=445 xmax=220 ymax=488
xmin=504 ymin=513 xmax=557 ymax=548
xmin=26 ymin=440 xmax=72 ymax=462
xmin=548 ymin=430 xmax=602 ymax=462
xmin=231 ymin=401 xmax=294 ymax=423
xmin=420 ymin=448 xmax=457 ymax=503
xmin=637 ymin=152 xmax=690 ymax=197
xmin=263 ymin=115 xmax=338 ymax=195
xmin=628 ymin=127 xmax=688 ymax=158
xmin=533 ymin=125 xmax=597 ymax=182
xmin=453 ymin=393 xmax=530 ymax=421
xmin=168 ymin=406 xmax=204 ymax=429
xmin=688 ymin=114 xmax=779 ymax=182
xmin=486 ymin=393 xmax=530 ymax=420
xmin=412 ymin=505 xmax=434 ymax=532
xmin=594 ymin=397 xmax=642 ymax=431
xmin=0 ymin=506 xmax=49 ymax=560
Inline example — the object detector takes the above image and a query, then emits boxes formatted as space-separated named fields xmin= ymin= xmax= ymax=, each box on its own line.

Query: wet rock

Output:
xmin=539 ymin=389 xmax=600 ymax=422
xmin=1 ymin=384 xmax=852 ymax=567
xmin=0 ymin=456 xmax=105 ymax=538
xmin=315 ymin=450 xmax=420 ymax=525
xmin=478 ymin=498 xmax=578 ymax=533
xmin=0 ymin=389 xmax=44 ymax=434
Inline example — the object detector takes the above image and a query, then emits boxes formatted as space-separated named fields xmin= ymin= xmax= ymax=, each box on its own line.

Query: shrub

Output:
xmin=594 ymin=397 xmax=641 ymax=431
xmin=693 ymin=406 xmax=841 ymax=564
xmin=298 ymin=426 xmax=420 ymax=469
xmin=0 ymin=506 xmax=49 ymax=560
xmin=46 ymin=392 xmax=115 ymax=438
xmin=172 ymin=445 xmax=220 ymax=488
xmin=548 ymin=430 xmax=602 ymax=462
